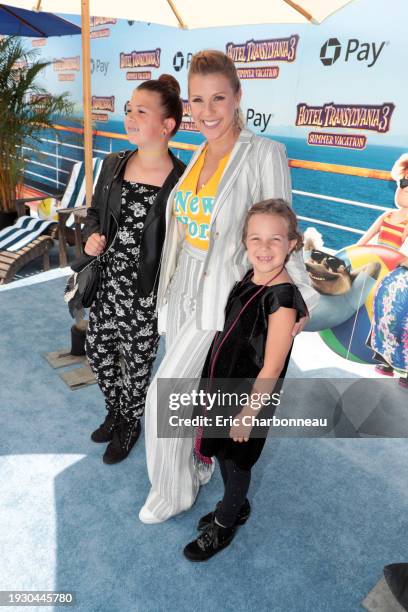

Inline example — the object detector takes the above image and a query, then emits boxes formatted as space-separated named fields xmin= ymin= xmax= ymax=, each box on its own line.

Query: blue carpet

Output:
xmin=1 ymin=277 xmax=408 ymax=611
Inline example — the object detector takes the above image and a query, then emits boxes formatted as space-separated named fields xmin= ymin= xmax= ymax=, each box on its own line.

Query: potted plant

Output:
xmin=0 ymin=35 xmax=74 ymax=229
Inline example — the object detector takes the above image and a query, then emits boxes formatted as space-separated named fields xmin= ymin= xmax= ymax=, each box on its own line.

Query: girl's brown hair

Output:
xmin=242 ymin=199 xmax=304 ymax=254
xmin=137 ymin=74 xmax=183 ymax=136
xmin=188 ymin=50 xmax=244 ymax=129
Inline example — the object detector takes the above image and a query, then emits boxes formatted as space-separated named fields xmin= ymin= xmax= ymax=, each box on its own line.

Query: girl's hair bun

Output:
xmin=137 ymin=74 xmax=183 ymax=136
xmin=158 ymin=73 xmax=181 ymax=96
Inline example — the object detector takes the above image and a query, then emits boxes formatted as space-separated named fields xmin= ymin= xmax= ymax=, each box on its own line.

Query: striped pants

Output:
xmin=141 ymin=243 xmax=217 ymax=521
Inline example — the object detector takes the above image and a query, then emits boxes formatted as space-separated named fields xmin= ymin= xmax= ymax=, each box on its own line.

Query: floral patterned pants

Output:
xmin=86 ymin=272 xmax=159 ymax=423
xmin=85 ymin=180 xmax=161 ymax=423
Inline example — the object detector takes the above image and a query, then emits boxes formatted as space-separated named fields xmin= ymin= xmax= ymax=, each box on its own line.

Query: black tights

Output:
xmin=215 ymin=448 xmax=251 ymax=528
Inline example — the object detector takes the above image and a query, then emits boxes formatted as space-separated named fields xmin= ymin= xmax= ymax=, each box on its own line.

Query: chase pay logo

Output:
xmin=320 ymin=38 xmax=341 ymax=66
xmin=172 ymin=51 xmax=193 ymax=72
xmin=91 ymin=59 xmax=109 ymax=76
xmin=320 ymin=37 xmax=388 ymax=68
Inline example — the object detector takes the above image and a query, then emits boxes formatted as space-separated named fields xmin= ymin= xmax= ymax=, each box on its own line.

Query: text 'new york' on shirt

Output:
xmin=173 ymin=148 xmax=230 ymax=251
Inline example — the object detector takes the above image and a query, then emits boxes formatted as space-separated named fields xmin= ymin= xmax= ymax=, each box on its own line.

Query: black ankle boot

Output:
xmin=184 ymin=520 xmax=236 ymax=562
xmin=384 ymin=563 xmax=408 ymax=609
xmin=197 ymin=498 xmax=251 ymax=531
xmin=102 ymin=418 xmax=141 ymax=464
xmin=91 ymin=409 xmax=119 ymax=443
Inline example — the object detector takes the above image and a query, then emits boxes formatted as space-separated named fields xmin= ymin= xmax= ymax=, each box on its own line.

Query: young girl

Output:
xmin=183 ymin=199 xmax=307 ymax=561
xmin=83 ymin=75 xmax=185 ymax=464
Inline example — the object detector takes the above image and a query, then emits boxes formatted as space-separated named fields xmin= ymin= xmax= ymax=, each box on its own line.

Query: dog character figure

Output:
xmin=303 ymin=230 xmax=381 ymax=332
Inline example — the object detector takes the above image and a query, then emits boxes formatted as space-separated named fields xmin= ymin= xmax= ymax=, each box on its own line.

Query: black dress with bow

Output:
xmin=198 ymin=273 xmax=307 ymax=469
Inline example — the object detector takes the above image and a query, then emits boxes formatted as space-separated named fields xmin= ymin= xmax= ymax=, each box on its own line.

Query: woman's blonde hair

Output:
xmin=188 ymin=50 xmax=245 ymax=130
xmin=242 ymin=199 xmax=304 ymax=256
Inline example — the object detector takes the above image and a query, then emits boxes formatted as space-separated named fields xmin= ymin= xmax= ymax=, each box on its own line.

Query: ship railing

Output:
xmin=21 ymin=124 xmax=393 ymax=244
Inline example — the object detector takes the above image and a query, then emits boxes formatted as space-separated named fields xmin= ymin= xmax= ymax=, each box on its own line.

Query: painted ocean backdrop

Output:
xmin=28 ymin=118 xmax=406 ymax=252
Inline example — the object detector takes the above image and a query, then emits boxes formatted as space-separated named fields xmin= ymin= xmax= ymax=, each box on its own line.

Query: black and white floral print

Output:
xmin=86 ymin=180 xmax=160 ymax=422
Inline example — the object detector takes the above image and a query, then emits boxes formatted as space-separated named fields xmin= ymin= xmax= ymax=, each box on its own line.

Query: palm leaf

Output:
xmin=0 ymin=36 xmax=75 ymax=212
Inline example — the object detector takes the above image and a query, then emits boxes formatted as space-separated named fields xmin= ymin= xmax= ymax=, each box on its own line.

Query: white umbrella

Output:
xmin=5 ymin=0 xmax=357 ymax=204
xmin=2 ymin=1 xmax=356 ymax=26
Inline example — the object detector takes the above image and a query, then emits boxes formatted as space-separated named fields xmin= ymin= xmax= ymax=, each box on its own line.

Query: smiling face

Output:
xmin=124 ymin=88 xmax=175 ymax=149
xmin=245 ymin=213 xmax=297 ymax=283
xmin=305 ymin=252 xmax=351 ymax=295
xmin=188 ymin=73 xmax=241 ymax=144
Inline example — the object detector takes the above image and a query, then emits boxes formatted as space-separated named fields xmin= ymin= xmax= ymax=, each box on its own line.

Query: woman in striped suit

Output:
xmin=139 ymin=50 xmax=318 ymax=524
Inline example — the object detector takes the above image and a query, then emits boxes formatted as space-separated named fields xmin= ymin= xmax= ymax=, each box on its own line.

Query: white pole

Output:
xmin=81 ymin=0 xmax=93 ymax=207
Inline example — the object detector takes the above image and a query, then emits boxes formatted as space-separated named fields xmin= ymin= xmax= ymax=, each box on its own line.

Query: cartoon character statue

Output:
xmin=358 ymin=153 xmax=408 ymax=251
xmin=303 ymin=228 xmax=405 ymax=363
xmin=303 ymin=228 xmax=381 ymax=333
xmin=365 ymin=154 xmax=408 ymax=387
xmin=303 ymin=154 xmax=408 ymax=366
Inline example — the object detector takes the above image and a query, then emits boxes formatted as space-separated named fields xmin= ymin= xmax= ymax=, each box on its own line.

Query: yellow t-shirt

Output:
xmin=173 ymin=149 xmax=230 ymax=250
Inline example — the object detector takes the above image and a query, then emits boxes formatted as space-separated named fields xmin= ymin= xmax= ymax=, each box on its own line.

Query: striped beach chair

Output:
xmin=0 ymin=158 xmax=103 ymax=283
xmin=55 ymin=158 xmax=103 ymax=266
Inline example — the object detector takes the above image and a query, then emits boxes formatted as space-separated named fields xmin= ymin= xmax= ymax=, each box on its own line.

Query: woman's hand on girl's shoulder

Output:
xmin=291 ymin=314 xmax=309 ymax=337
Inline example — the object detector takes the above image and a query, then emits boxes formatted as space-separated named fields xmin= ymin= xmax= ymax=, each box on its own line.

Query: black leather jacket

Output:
xmin=76 ymin=148 xmax=186 ymax=297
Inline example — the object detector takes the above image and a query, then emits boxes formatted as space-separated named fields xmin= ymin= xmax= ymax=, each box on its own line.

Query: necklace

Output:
xmin=197 ymin=150 xmax=226 ymax=192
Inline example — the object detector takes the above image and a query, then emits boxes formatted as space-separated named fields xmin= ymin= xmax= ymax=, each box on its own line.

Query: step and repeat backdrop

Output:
xmin=26 ymin=0 xmax=408 ymax=363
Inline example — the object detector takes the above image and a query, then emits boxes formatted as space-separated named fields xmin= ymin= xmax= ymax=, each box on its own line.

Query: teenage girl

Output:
xmin=83 ymin=75 xmax=185 ymax=464
xmin=183 ymin=199 xmax=307 ymax=561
